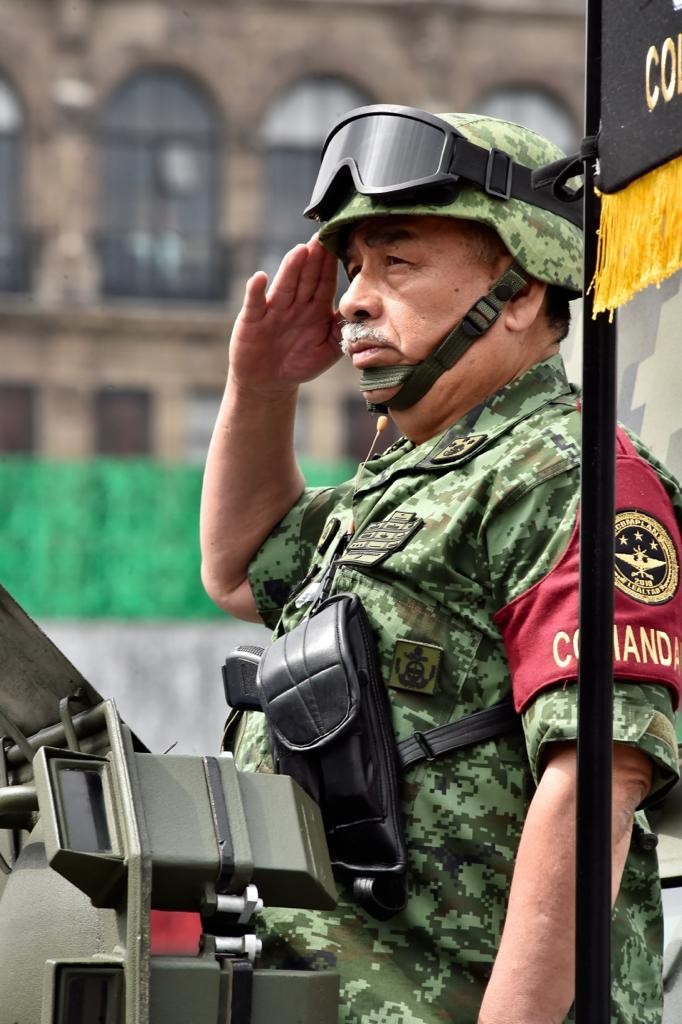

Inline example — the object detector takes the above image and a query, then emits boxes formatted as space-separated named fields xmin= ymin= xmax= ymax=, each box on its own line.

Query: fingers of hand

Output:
xmin=295 ymin=238 xmax=331 ymax=304
xmin=240 ymin=271 xmax=269 ymax=321
xmin=319 ymin=244 xmax=342 ymax=295
xmin=266 ymin=244 xmax=308 ymax=311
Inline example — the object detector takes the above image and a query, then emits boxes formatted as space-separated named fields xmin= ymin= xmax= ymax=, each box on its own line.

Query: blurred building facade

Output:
xmin=0 ymin=0 xmax=586 ymax=465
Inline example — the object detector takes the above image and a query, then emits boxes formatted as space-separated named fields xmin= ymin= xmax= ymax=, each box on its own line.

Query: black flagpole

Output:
xmin=575 ymin=0 xmax=617 ymax=1020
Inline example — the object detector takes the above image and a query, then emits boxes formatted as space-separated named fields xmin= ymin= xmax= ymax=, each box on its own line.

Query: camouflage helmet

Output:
xmin=317 ymin=112 xmax=583 ymax=296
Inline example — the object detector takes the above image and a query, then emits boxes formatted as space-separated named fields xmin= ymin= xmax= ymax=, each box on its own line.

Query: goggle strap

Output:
xmin=448 ymin=138 xmax=582 ymax=228
xmin=374 ymin=262 xmax=529 ymax=411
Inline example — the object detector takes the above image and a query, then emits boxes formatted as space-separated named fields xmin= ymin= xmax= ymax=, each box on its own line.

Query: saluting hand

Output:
xmin=228 ymin=235 xmax=342 ymax=395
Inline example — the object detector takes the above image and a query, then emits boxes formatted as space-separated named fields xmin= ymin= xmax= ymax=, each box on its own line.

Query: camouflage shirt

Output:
xmin=234 ymin=355 xmax=681 ymax=1024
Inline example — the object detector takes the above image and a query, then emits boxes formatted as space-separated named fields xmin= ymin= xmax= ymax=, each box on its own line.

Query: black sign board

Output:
xmin=600 ymin=0 xmax=682 ymax=191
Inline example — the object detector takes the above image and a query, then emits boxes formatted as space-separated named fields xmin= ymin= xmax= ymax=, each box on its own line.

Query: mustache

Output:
xmin=339 ymin=322 xmax=391 ymax=356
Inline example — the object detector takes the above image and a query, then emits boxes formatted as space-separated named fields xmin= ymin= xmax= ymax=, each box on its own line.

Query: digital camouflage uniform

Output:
xmin=232 ymin=355 xmax=682 ymax=1024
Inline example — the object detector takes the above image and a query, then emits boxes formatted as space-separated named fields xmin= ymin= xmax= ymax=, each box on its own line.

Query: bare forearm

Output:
xmin=478 ymin=744 xmax=651 ymax=1024
xmin=200 ymin=376 xmax=304 ymax=617
xmin=200 ymin=241 xmax=341 ymax=617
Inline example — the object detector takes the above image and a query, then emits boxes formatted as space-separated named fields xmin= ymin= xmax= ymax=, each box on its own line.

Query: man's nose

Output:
xmin=338 ymin=270 xmax=382 ymax=322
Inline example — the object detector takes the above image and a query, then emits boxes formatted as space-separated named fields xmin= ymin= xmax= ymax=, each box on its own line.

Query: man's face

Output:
xmin=338 ymin=215 xmax=503 ymax=376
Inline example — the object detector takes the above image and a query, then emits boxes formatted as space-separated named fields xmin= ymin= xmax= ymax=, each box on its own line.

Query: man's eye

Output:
xmin=387 ymin=255 xmax=407 ymax=266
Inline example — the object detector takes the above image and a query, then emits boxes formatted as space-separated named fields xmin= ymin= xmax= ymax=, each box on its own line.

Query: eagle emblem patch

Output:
xmin=614 ymin=509 xmax=679 ymax=605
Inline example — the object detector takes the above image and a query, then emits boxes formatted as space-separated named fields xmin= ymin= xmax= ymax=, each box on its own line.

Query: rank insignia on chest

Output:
xmin=423 ymin=433 xmax=489 ymax=467
xmin=337 ymin=511 xmax=423 ymax=567
xmin=389 ymin=639 xmax=443 ymax=695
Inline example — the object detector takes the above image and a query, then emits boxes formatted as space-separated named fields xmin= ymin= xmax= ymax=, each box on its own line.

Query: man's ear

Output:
xmin=503 ymin=278 xmax=547 ymax=333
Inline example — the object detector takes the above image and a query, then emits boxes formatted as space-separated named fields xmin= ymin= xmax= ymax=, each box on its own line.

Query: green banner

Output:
xmin=0 ymin=458 xmax=353 ymax=619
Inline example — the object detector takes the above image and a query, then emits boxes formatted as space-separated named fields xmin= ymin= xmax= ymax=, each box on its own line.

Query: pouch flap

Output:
xmin=257 ymin=595 xmax=362 ymax=751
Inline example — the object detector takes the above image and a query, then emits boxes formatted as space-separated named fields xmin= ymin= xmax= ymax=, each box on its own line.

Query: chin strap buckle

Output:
xmin=461 ymin=295 xmax=505 ymax=338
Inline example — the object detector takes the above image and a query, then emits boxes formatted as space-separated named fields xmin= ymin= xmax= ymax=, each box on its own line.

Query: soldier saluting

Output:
xmin=200 ymin=106 xmax=682 ymax=1024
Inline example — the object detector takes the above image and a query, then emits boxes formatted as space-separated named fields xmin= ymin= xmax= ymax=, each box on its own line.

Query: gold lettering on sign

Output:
xmin=646 ymin=36 xmax=682 ymax=110
xmin=647 ymin=45 xmax=661 ymax=110
xmin=662 ymin=36 xmax=677 ymax=102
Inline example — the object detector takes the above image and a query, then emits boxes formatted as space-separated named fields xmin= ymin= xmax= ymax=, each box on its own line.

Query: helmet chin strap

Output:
xmin=360 ymin=262 xmax=530 ymax=413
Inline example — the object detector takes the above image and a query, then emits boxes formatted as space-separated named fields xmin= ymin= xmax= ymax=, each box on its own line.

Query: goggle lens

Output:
xmin=306 ymin=113 xmax=449 ymax=220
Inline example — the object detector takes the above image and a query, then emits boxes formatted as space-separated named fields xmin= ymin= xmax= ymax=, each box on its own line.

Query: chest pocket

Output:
xmin=333 ymin=566 xmax=482 ymax=744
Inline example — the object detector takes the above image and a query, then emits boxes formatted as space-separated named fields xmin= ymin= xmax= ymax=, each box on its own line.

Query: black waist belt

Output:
xmin=396 ymin=696 xmax=522 ymax=772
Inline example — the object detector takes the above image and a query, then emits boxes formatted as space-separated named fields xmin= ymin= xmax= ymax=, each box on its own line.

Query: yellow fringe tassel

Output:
xmin=592 ymin=154 xmax=682 ymax=318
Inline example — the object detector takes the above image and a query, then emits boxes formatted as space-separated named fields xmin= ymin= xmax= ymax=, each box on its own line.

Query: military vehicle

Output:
xmin=0 ymin=582 xmax=339 ymax=1024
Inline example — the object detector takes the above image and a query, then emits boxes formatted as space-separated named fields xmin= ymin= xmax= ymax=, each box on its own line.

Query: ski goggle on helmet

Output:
xmin=304 ymin=104 xmax=583 ymax=296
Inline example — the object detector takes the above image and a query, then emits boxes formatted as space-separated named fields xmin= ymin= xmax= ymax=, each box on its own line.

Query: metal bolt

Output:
xmin=214 ymin=934 xmax=262 ymax=961
xmin=215 ymin=884 xmax=263 ymax=923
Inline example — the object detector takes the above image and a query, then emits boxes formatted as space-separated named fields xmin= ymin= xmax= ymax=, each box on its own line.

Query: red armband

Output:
xmin=494 ymin=429 xmax=682 ymax=712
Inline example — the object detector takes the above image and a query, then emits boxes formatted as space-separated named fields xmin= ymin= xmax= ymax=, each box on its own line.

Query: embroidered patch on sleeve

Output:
xmin=337 ymin=511 xmax=423 ymax=567
xmin=614 ymin=510 xmax=679 ymax=605
xmin=388 ymin=640 xmax=443 ymax=694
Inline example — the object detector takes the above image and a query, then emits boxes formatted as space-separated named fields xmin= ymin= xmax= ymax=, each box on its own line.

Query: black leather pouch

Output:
xmin=257 ymin=592 xmax=407 ymax=920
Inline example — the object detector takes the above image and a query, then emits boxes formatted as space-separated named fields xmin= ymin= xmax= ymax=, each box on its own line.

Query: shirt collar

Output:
xmin=354 ymin=355 xmax=574 ymax=494
xmin=442 ymin=353 xmax=574 ymax=441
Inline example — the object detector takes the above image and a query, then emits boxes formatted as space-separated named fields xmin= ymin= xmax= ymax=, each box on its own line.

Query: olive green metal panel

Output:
xmin=150 ymin=957 xmax=223 ymax=1023
xmin=42 ymin=960 xmax=125 ymax=1024
xmin=252 ymin=969 xmax=340 ymax=1024
xmin=134 ymin=754 xmax=227 ymax=909
xmin=0 ymin=821 xmax=123 ymax=1024
xmin=237 ymin=771 xmax=337 ymax=910
xmin=33 ymin=746 xmax=127 ymax=908
xmin=219 ymin=753 xmax=255 ymax=895
xmin=0 ymin=583 xmax=101 ymax=739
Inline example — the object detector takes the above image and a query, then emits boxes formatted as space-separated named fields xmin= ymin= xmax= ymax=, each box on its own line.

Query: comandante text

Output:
xmin=552 ymin=625 xmax=681 ymax=673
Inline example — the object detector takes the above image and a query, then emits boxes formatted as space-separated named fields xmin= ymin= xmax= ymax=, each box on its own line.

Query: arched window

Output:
xmin=100 ymin=69 xmax=222 ymax=301
xmin=472 ymin=86 xmax=578 ymax=155
xmin=0 ymin=78 xmax=28 ymax=294
xmin=261 ymin=77 xmax=371 ymax=278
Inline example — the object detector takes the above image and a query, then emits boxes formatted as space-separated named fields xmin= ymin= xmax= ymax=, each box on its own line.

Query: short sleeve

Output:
xmin=486 ymin=464 xmax=580 ymax=608
xmin=522 ymin=681 xmax=680 ymax=801
xmin=248 ymin=484 xmax=349 ymax=629
xmin=493 ymin=431 xmax=682 ymax=714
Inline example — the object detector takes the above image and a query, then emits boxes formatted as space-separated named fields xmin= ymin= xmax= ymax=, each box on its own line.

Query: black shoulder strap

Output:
xmin=397 ymin=695 xmax=521 ymax=773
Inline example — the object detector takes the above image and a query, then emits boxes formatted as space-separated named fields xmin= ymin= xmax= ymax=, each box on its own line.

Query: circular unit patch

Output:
xmin=614 ymin=509 xmax=679 ymax=605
